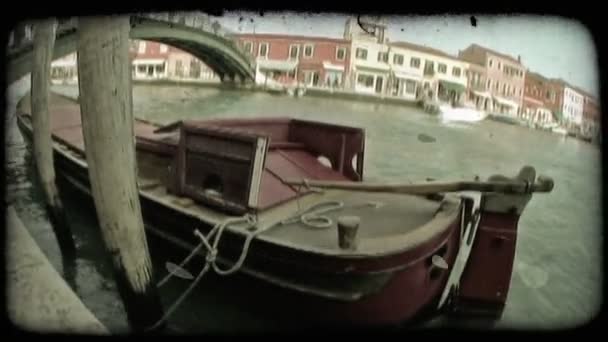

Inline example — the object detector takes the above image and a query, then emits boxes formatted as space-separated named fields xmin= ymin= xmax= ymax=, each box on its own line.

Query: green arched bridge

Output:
xmin=7 ymin=16 xmax=256 ymax=84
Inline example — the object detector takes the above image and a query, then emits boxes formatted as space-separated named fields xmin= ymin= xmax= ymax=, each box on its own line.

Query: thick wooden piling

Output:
xmin=76 ymin=16 xmax=165 ymax=332
xmin=31 ymin=19 xmax=76 ymax=258
xmin=12 ymin=22 xmax=28 ymax=47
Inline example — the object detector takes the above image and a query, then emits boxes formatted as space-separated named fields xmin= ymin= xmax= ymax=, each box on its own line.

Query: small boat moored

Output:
xmin=15 ymin=92 xmax=555 ymax=327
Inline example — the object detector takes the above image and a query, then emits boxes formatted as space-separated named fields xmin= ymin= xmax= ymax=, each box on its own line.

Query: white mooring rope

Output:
xmin=148 ymin=190 xmax=383 ymax=331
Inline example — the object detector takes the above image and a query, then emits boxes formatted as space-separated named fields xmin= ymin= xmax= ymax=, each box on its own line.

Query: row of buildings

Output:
xmin=50 ymin=41 xmax=220 ymax=85
xmin=229 ymin=18 xmax=600 ymax=137
xmin=47 ymin=16 xmax=600 ymax=138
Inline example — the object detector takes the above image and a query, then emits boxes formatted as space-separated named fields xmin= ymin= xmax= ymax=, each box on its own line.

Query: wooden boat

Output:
xmin=15 ymin=92 xmax=553 ymax=327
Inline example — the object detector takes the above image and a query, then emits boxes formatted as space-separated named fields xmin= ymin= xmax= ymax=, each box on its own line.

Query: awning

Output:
xmin=392 ymin=71 xmax=420 ymax=82
xmin=132 ymin=59 xmax=166 ymax=65
xmin=537 ymin=107 xmax=552 ymax=115
xmin=51 ymin=59 xmax=76 ymax=67
xmin=473 ymin=90 xmax=492 ymax=98
xmin=257 ymin=59 xmax=298 ymax=72
xmin=439 ymin=80 xmax=466 ymax=93
xmin=493 ymin=96 xmax=519 ymax=108
xmin=323 ymin=62 xmax=345 ymax=72
xmin=354 ymin=63 xmax=390 ymax=72
xmin=524 ymin=96 xmax=544 ymax=106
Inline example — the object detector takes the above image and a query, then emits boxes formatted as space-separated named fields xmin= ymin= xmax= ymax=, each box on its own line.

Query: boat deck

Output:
xmin=17 ymin=93 xmax=460 ymax=256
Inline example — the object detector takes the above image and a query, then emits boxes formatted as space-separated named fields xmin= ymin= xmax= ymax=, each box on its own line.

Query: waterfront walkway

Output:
xmin=6 ymin=206 xmax=108 ymax=334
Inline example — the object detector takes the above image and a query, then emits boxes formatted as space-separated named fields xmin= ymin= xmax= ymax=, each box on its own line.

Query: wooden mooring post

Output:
xmin=31 ymin=18 xmax=76 ymax=258
xmin=76 ymin=16 xmax=165 ymax=333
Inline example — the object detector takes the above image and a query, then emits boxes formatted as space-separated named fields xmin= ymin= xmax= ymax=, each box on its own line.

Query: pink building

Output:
xmin=459 ymin=44 xmax=526 ymax=116
xmin=130 ymin=40 xmax=218 ymax=81
xmin=129 ymin=40 xmax=170 ymax=79
xmin=232 ymin=33 xmax=351 ymax=88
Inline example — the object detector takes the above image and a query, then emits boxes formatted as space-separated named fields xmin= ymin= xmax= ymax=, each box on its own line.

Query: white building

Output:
xmin=562 ymin=86 xmax=584 ymax=126
xmin=166 ymin=50 xmax=220 ymax=82
xmin=389 ymin=41 xmax=469 ymax=103
xmin=132 ymin=59 xmax=168 ymax=80
xmin=343 ymin=17 xmax=391 ymax=95
xmin=348 ymin=40 xmax=391 ymax=95
xmin=50 ymin=53 xmax=78 ymax=84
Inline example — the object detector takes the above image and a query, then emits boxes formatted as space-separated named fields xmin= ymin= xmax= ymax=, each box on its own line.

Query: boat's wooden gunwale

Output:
xmin=16 ymin=95 xmax=462 ymax=258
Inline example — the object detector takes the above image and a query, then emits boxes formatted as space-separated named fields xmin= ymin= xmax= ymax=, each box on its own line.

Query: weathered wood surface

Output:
xmin=31 ymin=18 xmax=76 ymax=256
xmin=6 ymin=206 xmax=108 ymax=334
xmin=76 ymin=16 xmax=164 ymax=331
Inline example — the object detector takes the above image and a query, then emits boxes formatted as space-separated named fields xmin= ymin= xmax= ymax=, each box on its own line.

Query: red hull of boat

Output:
xmin=14 ymin=95 xmax=536 ymax=326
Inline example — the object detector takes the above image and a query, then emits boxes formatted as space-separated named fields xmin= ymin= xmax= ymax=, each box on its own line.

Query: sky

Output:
xmin=216 ymin=12 xmax=600 ymax=98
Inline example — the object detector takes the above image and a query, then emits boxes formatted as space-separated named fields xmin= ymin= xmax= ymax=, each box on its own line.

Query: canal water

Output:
xmin=6 ymin=80 xmax=602 ymax=332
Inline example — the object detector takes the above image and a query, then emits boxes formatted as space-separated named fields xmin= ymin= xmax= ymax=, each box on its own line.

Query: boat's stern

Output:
xmin=449 ymin=166 xmax=551 ymax=318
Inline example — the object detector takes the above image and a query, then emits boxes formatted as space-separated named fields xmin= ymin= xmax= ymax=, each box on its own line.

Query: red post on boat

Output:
xmin=452 ymin=166 xmax=539 ymax=318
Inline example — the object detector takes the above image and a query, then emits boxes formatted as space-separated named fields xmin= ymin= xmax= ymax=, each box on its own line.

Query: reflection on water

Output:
xmin=6 ymin=81 xmax=602 ymax=332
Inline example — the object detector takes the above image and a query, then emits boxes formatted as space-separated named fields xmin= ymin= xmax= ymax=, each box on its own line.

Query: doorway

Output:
xmin=375 ymin=76 xmax=383 ymax=94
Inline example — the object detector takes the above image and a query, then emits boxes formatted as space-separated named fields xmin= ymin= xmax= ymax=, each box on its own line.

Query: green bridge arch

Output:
xmin=7 ymin=17 xmax=256 ymax=84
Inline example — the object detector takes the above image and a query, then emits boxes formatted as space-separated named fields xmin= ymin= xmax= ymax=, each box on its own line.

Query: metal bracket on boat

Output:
xmin=436 ymin=193 xmax=482 ymax=310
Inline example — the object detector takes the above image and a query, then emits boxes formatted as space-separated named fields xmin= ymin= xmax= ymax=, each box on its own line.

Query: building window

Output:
xmin=336 ymin=47 xmax=346 ymax=61
xmin=498 ymin=62 xmax=501 ymax=69
xmin=259 ymin=43 xmax=269 ymax=58
xmin=424 ymin=60 xmax=434 ymax=76
xmin=137 ymin=65 xmax=146 ymax=73
xmin=410 ymin=57 xmax=420 ymax=68
xmin=487 ymin=79 xmax=492 ymax=89
xmin=377 ymin=52 xmax=388 ymax=63
xmin=160 ymin=44 xmax=168 ymax=53
xmin=393 ymin=54 xmax=404 ymax=65
xmin=175 ymin=60 xmax=183 ymax=77
xmin=356 ymin=48 xmax=368 ymax=60
xmin=303 ymin=44 xmax=314 ymax=58
xmin=495 ymin=81 xmax=499 ymax=91
xmin=289 ymin=44 xmax=300 ymax=60
xmin=244 ymin=41 xmax=253 ymax=54
xmin=452 ymin=67 xmax=461 ymax=77
xmin=357 ymin=73 xmax=374 ymax=88
xmin=138 ymin=41 xmax=146 ymax=54
xmin=438 ymin=63 xmax=447 ymax=74
xmin=189 ymin=59 xmax=200 ymax=78
xmin=488 ymin=59 xmax=493 ymax=67
xmin=405 ymin=80 xmax=416 ymax=94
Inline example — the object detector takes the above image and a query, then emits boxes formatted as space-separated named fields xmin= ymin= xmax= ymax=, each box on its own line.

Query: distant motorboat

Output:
xmin=551 ymin=126 xmax=568 ymax=135
xmin=487 ymin=113 xmax=528 ymax=126
xmin=439 ymin=105 xmax=488 ymax=123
